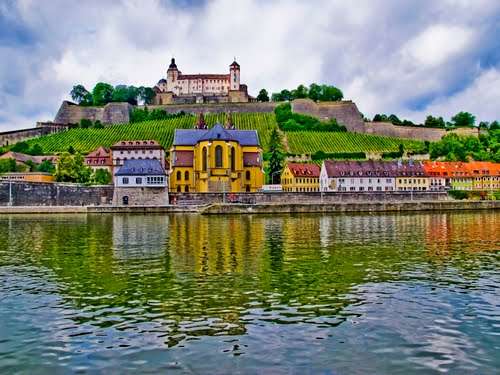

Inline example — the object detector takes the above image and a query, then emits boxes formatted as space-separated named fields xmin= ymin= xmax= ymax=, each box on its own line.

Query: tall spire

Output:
xmin=196 ymin=112 xmax=207 ymax=129
xmin=225 ymin=112 xmax=235 ymax=130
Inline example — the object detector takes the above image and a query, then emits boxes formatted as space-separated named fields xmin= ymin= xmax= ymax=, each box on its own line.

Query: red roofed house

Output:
xmin=281 ymin=163 xmax=320 ymax=192
xmin=85 ymin=146 xmax=112 ymax=173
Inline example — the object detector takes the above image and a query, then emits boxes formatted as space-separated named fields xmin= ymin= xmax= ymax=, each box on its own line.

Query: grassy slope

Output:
xmin=25 ymin=112 xmax=423 ymax=155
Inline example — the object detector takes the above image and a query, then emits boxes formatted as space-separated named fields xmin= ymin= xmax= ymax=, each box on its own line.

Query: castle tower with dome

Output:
xmin=153 ymin=58 xmax=250 ymax=105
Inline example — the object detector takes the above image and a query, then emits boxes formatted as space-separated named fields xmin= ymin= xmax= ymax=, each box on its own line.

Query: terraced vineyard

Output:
xmin=24 ymin=112 xmax=424 ymax=155
xmin=26 ymin=113 xmax=278 ymax=154
xmin=286 ymin=131 xmax=423 ymax=154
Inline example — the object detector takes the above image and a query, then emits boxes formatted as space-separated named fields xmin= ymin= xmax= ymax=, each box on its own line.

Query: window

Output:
xmin=246 ymin=171 xmax=251 ymax=180
xmin=215 ymin=145 xmax=223 ymax=168
xmin=202 ymin=147 xmax=208 ymax=171
xmin=122 ymin=177 xmax=129 ymax=185
xmin=230 ymin=147 xmax=235 ymax=171
xmin=184 ymin=171 xmax=189 ymax=181
xmin=136 ymin=177 xmax=142 ymax=184
xmin=177 ymin=171 xmax=181 ymax=180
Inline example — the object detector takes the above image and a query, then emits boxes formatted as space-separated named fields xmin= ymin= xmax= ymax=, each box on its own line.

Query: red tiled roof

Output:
xmin=173 ymin=151 xmax=194 ymax=167
xmin=323 ymin=160 xmax=426 ymax=178
xmin=243 ymin=152 xmax=261 ymax=167
xmin=85 ymin=146 xmax=110 ymax=158
xmin=287 ymin=163 xmax=320 ymax=177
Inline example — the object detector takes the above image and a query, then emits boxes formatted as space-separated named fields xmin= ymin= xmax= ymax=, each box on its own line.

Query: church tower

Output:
xmin=166 ymin=58 xmax=179 ymax=93
xmin=229 ymin=60 xmax=240 ymax=91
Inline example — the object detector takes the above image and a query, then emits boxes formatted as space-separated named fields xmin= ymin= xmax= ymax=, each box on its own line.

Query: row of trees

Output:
xmin=274 ymin=103 xmax=346 ymax=132
xmin=130 ymin=108 xmax=189 ymax=123
xmin=70 ymin=84 xmax=155 ymax=106
xmin=430 ymin=128 xmax=500 ymax=162
xmin=256 ymin=83 xmax=344 ymax=103
xmin=372 ymin=111 xmax=500 ymax=130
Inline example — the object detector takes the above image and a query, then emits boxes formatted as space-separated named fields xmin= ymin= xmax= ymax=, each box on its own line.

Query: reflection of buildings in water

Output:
xmin=112 ymin=215 xmax=169 ymax=259
xmin=167 ymin=214 xmax=265 ymax=274
xmin=319 ymin=216 xmax=333 ymax=256
xmin=425 ymin=212 xmax=500 ymax=257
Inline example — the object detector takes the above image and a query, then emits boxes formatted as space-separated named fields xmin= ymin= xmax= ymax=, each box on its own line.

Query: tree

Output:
xmin=451 ymin=112 xmax=475 ymax=128
xmin=318 ymin=85 xmax=343 ymax=101
xmin=388 ymin=114 xmax=402 ymax=125
xmin=37 ymin=160 xmax=55 ymax=173
xmin=55 ymin=152 xmax=92 ymax=183
xmin=424 ymin=115 xmax=446 ymax=128
xmin=256 ymin=89 xmax=270 ymax=102
xmin=268 ymin=128 xmax=285 ymax=184
xmin=280 ymin=89 xmax=292 ymax=101
xmin=11 ymin=141 xmax=30 ymax=153
xmin=70 ymin=84 xmax=92 ymax=105
xmin=112 ymin=85 xmax=139 ymax=105
xmin=92 ymin=120 xmax=104 ymax=129
xmin=308 ymin=83 xmax=322 ymax=101
xmin=489 ymin=121 xmax=499 ymax=130
xmin=68 ymin=145 xmax=76 ymax=154
xmin=291 ymin=84 xmax=308 ymax=99
xmin=0 ymin=158 xmax=18 ymax=174
xmin=92 ymin=82 xmax=114 ymax=106
xmin=79 ymin=119 xmax=92 ymax=129
xmin=138 ymin=86 xmax=155 ymax=105
xmin=92 ymin=168 xmax=112 ymax=185
xmin=27 ymin=144 xmax=43 ymax=155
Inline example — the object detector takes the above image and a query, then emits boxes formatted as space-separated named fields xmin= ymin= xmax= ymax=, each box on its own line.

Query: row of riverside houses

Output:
xmin=280 ymin=160 xmax=500 ymax=193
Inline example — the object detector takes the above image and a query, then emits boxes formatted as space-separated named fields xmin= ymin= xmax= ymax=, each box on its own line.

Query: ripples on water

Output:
xmin=0 ymin=212 xmax=499 ymax=374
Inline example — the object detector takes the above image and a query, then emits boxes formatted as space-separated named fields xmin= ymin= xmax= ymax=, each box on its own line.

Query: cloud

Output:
xmin=1 ymin=0 xmax=500 ymax=132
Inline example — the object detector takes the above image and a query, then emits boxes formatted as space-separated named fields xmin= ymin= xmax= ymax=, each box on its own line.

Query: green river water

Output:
xmin=0 ymin=212 xmax=498 ymax=374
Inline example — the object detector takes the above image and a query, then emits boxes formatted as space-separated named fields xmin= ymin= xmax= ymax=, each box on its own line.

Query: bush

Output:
xmin=130 ymin=108 xmax=190 ymax=123
xmin=448 ymin=190 xmax=468 ymax=200
xmin=311 ymin=151 xmax=366 ymax=161
xmin=274 ymin=103 xmax=347 ymax=132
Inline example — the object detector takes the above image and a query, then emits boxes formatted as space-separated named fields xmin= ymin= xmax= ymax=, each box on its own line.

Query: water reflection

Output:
xmin=0 ymin=212 xmax=498 ymax=373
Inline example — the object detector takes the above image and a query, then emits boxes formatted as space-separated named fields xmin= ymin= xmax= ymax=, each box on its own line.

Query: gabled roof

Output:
xmin=173 ymin=124 xmax=260 ymax=146
xmin=85 ymin=146 xmax=110 ymax=158
xmin=115 ymin=159 xmax=166 ymax=176
xmin=287 ymin=163 xmax=320 ymax=177
xmin=323 ymin=160 xmax=426 ymax=178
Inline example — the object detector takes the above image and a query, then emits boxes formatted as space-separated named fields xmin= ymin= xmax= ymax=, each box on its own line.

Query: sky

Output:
xmin=1 ymin=0 xmax=500 ymax=132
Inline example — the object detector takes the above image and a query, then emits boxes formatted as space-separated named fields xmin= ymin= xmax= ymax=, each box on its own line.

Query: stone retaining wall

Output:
xmin=0 ymin=182 xmax=113 ymax=206
xmin=54 ymin=101 xmax=132 ymax=124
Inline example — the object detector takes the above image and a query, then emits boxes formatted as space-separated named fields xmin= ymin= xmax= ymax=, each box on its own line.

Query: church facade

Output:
xmin=153 ymin=58 xmax=250 ymax=105
xmin=169 ymin=117 xmax=264 ymax=193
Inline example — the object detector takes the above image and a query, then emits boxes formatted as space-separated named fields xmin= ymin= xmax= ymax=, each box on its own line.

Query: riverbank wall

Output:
xmin=0 ymin=200 xmax=498 ymax=215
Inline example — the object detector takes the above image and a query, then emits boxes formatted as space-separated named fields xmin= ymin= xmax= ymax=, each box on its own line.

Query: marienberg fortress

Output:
xmin=0 ymin=58 xmax=479 ymax=147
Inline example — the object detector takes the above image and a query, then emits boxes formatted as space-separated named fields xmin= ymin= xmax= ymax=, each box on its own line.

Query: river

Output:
xmin=0 ymin=212 xmax=498 ymax=374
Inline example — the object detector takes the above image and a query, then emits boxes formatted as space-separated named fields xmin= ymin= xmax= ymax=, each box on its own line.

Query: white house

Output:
xmin=320 ymin=160 xmax=398 ymax=192
xmin=113 ymin=159 xmax=168 ymax=206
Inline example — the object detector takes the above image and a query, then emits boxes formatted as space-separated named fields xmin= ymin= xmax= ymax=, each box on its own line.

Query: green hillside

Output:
xmin=24 ymin=112 xmax=424 ymax=155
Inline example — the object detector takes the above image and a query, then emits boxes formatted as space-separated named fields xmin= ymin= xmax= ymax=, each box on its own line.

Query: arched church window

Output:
xmin=184 ymin=171 xmax=189 ymax=181
xmin=202 ymin=147 xmax=208 ymax=171
xmin=215 ymin=145 xmax=223 ymax=168
xmin=177 ymin=171 xmax=181 ymax=180
xmin=230 ymin=147 xmax=235 ymax=171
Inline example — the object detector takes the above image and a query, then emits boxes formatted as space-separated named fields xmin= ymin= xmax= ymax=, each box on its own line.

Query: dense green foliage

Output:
xmin=256 ymin=89 xmax=270 ymax=102
xmin=430 ymin=129 xmax=500 ymax=162
xmin=275 ymin=103 xmax=346 ymax=132
xmin=10 ymin=141 xmax=44 ymax=155
xmin=0 ymin=158 xmax=19 ymax=174
xmin=286 ymin=131 xmax=423 ymax=155
xmin=372 ymin=114 xmax=416 ymax=126
xmin=268 ymin=128 xmax=285 ymax=184
xmin=92 ymin=168 xmax=112 ymax=185
xmin=271 ymin=83 xmax=343 ymax=102
xmin=55 ymin=153 xmax=92 ymax=183
xmin=24 ymin=113 xmax=279 ymax=154
xmin=70 ymin=83 xmax=155 ymax=106
xmin=130 ymin=108 xmax=189 ymax=123
xmin=373 ymin=111 xmax=480 ymax=129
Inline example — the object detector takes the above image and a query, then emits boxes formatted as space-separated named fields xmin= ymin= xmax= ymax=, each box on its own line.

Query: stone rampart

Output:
xmin=54 ymin=101 xmax=132 ymax=124
xmin=0 ymin=182 xmax=113 ymax=206
xmin=142 ymin=101 xmax=278 ymax=115
xmin=0 ymin=122 xmax=73 ymax=147
xmin=364 ymin=122 xmax=480 ymax=142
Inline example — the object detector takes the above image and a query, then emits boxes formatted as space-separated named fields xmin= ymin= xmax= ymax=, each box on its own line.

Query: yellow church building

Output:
xmin=169 ymin=122 xmax=264 ymax=192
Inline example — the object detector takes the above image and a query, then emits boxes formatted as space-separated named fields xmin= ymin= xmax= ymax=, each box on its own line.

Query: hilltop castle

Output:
xmin=153 ymin=58 xmax=250 ymax=105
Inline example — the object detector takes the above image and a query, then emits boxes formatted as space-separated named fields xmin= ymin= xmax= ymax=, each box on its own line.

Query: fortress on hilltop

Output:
xmin=153 ymin=58 xmax=250 ymax=105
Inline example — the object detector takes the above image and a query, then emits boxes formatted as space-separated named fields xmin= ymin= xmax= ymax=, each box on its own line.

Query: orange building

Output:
xmin=0 ymin=172 xmax=55 ymax=183
xmin=465 ymin=162 xmax=500 ymax=190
